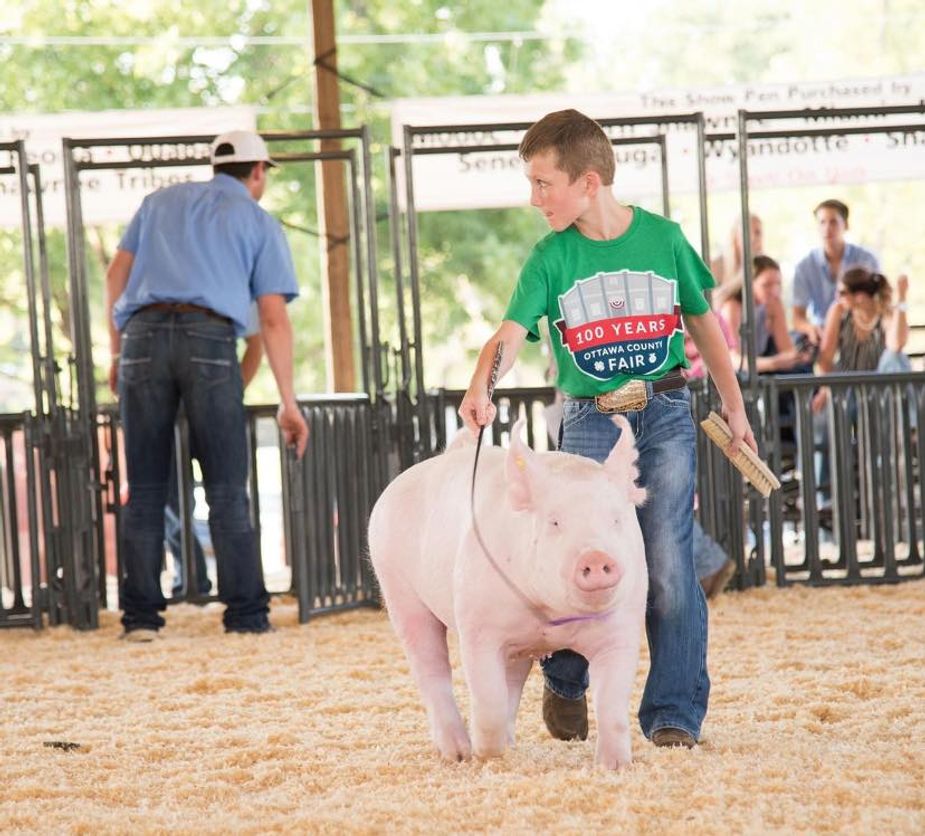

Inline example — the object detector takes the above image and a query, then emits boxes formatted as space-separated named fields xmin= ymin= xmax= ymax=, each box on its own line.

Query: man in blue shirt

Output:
xmin=105 ymin=130 xmax=309 ymax=640
xmin=792 ymin=199 xmax=879 ymax=343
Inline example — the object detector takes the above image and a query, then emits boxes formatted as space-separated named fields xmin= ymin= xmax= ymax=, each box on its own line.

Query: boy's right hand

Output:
xmin=458 ymin=390 xmax=496 ymax=436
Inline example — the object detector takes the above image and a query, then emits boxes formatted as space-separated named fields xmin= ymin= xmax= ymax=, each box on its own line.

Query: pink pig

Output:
xmin=369 ymin=415 xmax=648 ymax=769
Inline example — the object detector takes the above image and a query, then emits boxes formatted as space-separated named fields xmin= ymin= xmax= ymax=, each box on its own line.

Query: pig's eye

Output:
xmin=548 ymin=517 xmax=560 ymax=530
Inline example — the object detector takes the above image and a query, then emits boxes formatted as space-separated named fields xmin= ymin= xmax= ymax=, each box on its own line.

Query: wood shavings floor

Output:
xmin=1 ymin=581 xmax=923 ymax=834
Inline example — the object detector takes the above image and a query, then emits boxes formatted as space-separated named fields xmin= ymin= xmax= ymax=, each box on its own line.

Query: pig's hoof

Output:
xmin=595 ymin=751 xmax=632 ymax=771
xmin=596 ymin=727 xmax=632 ymax=768
xmin=472 ymin=734 xmax=507 ymax=759
xmin=434 ymin=727 xmax=471 ymax=762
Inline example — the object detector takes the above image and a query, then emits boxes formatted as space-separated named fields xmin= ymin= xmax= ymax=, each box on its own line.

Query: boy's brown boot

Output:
xmin=652 ymin=727 xmax=696 ymax=748
xmin=542 ymin=684 xmax=588 ymax=741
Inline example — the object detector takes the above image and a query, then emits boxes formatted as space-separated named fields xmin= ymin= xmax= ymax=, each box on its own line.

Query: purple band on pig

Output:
xmin=547 ymin=609 xmax=615 ymax=626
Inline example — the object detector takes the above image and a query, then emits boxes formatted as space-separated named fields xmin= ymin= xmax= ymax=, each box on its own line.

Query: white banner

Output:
xmin=390 ymin=74 xmax=925 ymax=211
xmin=0 ymin=106 xmax=257 ymax=228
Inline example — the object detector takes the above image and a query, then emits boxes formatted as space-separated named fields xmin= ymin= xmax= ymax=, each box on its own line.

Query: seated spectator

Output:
xmin=792 ymin=199 xmax=879 ymax=344
xmin=812 ymin=269 xmax=910 ymax=412
xmin=711 ymin=213 xmax=764 ymax=290
xmin=694 ymin=521 xmax=736 ymax=600
xmin=717 ymin=255 xmax=814 ymax=374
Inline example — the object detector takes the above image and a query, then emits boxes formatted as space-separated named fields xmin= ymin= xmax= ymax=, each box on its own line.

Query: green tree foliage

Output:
xmin=551 ymin=0 xmax=925 ymax=358
xmin=0 ymin=0 xmax=578 ymax=406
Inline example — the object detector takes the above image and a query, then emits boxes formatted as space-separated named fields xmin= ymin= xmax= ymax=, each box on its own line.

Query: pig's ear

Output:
xmin=505 ymin=418 xmax=537 ymax=511
xmin=604 ymin=415 xmax=647 ymax=506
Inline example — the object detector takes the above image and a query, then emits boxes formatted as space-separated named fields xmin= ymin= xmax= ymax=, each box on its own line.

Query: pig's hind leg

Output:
xmin=379 ymin=581 xmax=471 ymax=762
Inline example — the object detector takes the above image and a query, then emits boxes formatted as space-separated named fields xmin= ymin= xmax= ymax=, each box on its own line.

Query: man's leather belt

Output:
xmin=594 ymin=369 xmax=687 ymax=414
xmin=139 ymin=302 xmax=231 ymax=325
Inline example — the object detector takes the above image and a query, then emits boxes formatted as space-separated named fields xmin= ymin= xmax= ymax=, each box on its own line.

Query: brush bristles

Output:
xmin=700 ymin=412 xmax=781 ymax=498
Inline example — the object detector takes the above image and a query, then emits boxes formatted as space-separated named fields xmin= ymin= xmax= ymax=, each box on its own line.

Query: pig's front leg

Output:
xmin=459 ymin=635 xmax=510 ymax=758
xmin=587 ymin=645 xmax=640 ymax=769
xmin=505 ymin=658 xmax=533 ymax=745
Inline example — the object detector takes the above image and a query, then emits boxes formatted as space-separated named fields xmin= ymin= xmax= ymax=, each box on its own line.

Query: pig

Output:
xmin=368 ymin=416 xmax=648 ymax=769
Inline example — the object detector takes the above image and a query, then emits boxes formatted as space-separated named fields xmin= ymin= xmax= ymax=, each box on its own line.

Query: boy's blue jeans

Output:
xmin=541 ymin=384 xmax=709 ymax=741
xmin=118 ymin=310 xmax=269 ymax=632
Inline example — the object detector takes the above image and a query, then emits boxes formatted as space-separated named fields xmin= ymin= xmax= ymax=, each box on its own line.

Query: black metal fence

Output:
xmin=5 ymin=382 xmax=923 ymax=631
xmin=0 ymin=414 xmax=43 ymax=629
xmin=766 ymin=372 xmax=924 ymax=585
xmin=1 ymin=397 xmax=387 ymax=630
xmin=283 ymin=396 xmax=386 ymax=621
xmin=5 ymin=372 xmax=921 ymax=631
xmin=102 ymin=396 xmax=386 ymax=625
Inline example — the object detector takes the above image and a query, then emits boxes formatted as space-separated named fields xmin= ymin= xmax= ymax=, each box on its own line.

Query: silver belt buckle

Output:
xmin=594 ymin=380 xmax=648 ymax=414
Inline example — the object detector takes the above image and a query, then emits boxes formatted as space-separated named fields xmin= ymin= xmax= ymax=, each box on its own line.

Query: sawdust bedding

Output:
xmin=1 ymin=581 xmax=923 ymax=834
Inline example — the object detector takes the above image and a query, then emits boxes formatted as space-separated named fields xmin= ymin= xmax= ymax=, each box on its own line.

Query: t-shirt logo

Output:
xmin=554 ymin=270 xmax=682 ymax=380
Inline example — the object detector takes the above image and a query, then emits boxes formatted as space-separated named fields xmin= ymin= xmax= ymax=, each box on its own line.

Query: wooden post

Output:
xmin=311 ymin=0 xmax=355 ymax=392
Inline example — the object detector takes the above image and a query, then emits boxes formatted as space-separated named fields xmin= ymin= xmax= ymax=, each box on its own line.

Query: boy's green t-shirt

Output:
xmin=504 ymin=206 xmax=715 ymax=397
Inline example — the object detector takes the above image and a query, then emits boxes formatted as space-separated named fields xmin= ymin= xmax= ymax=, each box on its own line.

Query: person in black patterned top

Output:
xmin=812 ymin=268 xmax=910 ymax=413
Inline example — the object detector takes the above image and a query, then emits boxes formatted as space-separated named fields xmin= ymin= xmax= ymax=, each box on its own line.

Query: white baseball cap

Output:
xmin=210 ymin=130 xmax=278 ymax=167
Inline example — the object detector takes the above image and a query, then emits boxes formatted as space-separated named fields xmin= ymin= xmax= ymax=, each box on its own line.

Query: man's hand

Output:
xmin=721 ymin=404 xmax=757 ymax=456
xmin=458 ymin=389 xmax=496 ymax=436
xmin=278 ymin=402 xmax=309 ymax=459
xmin=896 ymin=273 xmax=908 ymax=303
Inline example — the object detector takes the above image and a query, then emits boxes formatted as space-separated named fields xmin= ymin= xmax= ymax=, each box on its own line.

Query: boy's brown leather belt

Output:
xmin=139 ymin=302 xmax=232 ymax=325
xmin=593 ymin=369 xmax=687 ymax=413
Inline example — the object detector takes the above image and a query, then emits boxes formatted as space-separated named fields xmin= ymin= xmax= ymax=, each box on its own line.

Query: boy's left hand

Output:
xmin=722 ymin=405 xmax=757 ymax=456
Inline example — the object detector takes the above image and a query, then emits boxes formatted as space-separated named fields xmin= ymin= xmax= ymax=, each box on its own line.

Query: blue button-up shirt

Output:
xmin=113 ymin=174 xmax=298 ymax=336
xmin=792 ymin=242 xmax=879 ymax=326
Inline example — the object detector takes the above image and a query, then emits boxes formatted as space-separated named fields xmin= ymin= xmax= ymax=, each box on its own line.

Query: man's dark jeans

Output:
xmin=118 ymin=309 xmax=269 ymax=632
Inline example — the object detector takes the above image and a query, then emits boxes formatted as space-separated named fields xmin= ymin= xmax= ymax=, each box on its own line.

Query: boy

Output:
xmin=459 ymin=109 xmax=755 ymax=748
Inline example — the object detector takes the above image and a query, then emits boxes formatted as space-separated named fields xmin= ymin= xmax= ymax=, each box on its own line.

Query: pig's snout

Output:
xmin=574 ymin=550 xmax=622 ymax=592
